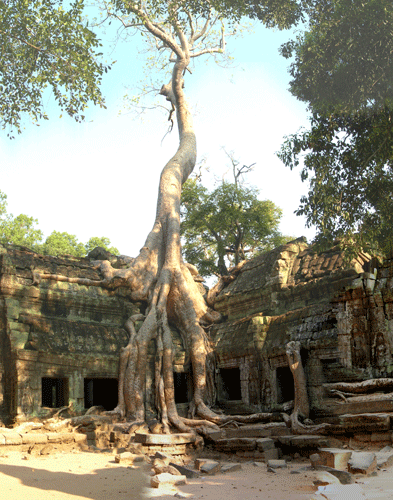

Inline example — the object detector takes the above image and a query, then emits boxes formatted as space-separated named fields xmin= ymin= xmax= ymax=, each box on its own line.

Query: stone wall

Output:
xmin=210 ymin=238 xmax=393 ymax=417
xmin=0 ymin=245 xmax=141 ymax=423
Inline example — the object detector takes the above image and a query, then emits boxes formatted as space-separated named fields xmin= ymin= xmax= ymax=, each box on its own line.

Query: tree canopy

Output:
xmin=278 ymin=0 xmax=393 ymax=255
xmin=0 ymin=190 xmax=119 ymax=256
xmin=0 ymin=0 xmax=109 ymax=137
xmin=181 ymin=158 xmax=288 ymax=277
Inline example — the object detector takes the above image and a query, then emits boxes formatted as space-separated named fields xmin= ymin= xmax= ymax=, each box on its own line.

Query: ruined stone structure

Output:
xmin=0 ymin=246 xmax=140 ymax=424
xmin=1 ymin=238 xmax=393 ymax=426
xmin=211 ymin=237 xmax=393 ymax=422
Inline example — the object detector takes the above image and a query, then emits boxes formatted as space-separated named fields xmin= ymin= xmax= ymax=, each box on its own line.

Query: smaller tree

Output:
xmin=85 ymin=236 xmax=119 ymax=255
xmin=0 ymin=191 xmax=43 ymax=249
xmin=181 ymin=155 xmax=288 ymax=277
xmin=41 ymin=231 xmax=86 ymax=257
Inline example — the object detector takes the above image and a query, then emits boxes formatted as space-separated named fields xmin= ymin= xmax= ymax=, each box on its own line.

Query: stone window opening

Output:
xmin=84 ymin=378 xmax=118 ymax=411
xmin=219 ymin=367 xmax=242 ymax=401
xmin=276 ymin=366 xmax=294 ymax=404
xmin=41 ymin=377 xmax=69 ymax=408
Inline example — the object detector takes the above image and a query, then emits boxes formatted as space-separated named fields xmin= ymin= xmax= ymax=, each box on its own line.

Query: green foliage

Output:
xmin=0 ymin=0 xmax=109 ymax=137
xmin=0 ymin=191 xmax=43 ymax=249
xmin=0 ymin=190 xmax=119 ymax=256
xmin=85 ymin=236 xmax=119 ymax=255
xmin=41 ymin=231 xmax=86 ymax=257
xmin=281 ymin=0 xmax=393 ymax=115
xmin=181 ymin=177 xmax=288 ymax=277
xmin=278 ymin=0 xmax=393 ymax=255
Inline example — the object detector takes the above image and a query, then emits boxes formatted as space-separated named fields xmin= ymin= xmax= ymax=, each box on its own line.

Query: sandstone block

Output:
xmin=169 ymin=463 xmax=200 ymax=479
xmin=319 ymin=448 xmax=352 ymax=470
xmin=150 ymin=473 xmax=187 ymax=488
xmin=314 ymin=471 xmax=341 ymax=486
xmin=195 ymin=459 xmax=221 ymax=475
xmin=21 ymin=433 xmax=48 ymax=445
xmin=115 ymin=452 xmax=145 ymax=464
xmin=74 ymin=433 xmax=88 ymax=444
xmin=291 ymin=435 xmax=329 ymax=448
xmin=313 ymin=483 xmax=366 ymax=499
xmin=221 ymin=463 xmax=242 ymax=473
xmin=315 ymin=466 xmax=354 ymax=485
xmin=0 ymin=435 xmax=5 ymax=445
xmin=267 ymin=459 xmax=287 ymax=469
xmin=256 ymin=438 xmax=275 ymax=452
xmin=46 ymin=433 xmax=64 ymax=443
xmin=348 ymin=452 xmax=377 ymax=475
xmin=4 ymin=433 xmax=22 ymax=445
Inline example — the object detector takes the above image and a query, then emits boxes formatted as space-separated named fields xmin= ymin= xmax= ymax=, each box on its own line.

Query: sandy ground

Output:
xmin=0 ymin=449 xmax=393 ymax=500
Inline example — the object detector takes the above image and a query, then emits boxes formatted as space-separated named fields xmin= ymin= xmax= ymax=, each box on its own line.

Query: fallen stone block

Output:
xmin=348 ymin=452 xmax=377 ymax=475
xmin=315 ymin=466 xmax=353 ymax=485
xmin=319 ymin=448 xmax=352 ymax=471
xmin=74 ymin=433 xmax=88 ymax=444
xmin=221 ymin=463 xmax=242 ymax=474
xmin=200 ymin=460 xmax=221 ymax=475
xmin=312 ymin=483 xmax=366 ymax=499
xmin=267 ymin=459 xmax=287 ymax=469
xmin=115 ymin=452 xmax=145 ymax=464
xmin=150 ymin=473 xmax=187 ymax=488
xmin=169 ymin=463 xmax=200 ymax=479
xmin=376 ymin=446 xmax=393 ymax=468
xmin=154 ymin=451 xmax=171 ymax=461
xmin=0 ymin=435 xmax=5 ymax=446
xmin=313 ymin=471 xmax=341 ymax=486
xmin=195 ymin=458 xmax=221 ymax=475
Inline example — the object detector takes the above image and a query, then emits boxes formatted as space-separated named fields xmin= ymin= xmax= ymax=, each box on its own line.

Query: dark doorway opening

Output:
xmin=174 ymin=372 xmax=189 ymax=404
xmin=42 ymin=378 xmax=68 ymax=408
xmin=220 ymin=367 xmax=242 ymax=401
xmin=84 ymin=378 xmax=118 ymax=411
xmin=276 ymin=366 xmax=294 ymax=404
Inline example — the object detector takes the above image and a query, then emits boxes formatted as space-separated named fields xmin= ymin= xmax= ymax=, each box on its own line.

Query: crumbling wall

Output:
xmin=0 ymin=245 xmax=141 ymax=423
xmin=211 ymin=239 xmax=393 ymax=417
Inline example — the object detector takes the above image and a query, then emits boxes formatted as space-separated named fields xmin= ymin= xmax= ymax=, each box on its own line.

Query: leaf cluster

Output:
xmin=0 ymin=0 xmax=109 ymax=137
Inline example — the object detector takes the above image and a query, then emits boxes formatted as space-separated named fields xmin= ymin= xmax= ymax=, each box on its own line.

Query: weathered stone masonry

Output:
xmin=0 ymin=245 xmax=140 ymax=423
xmin=1 ymin=238 xmax=393 ymax=426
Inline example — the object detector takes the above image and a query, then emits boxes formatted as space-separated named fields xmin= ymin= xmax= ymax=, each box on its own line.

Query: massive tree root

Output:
xmin=285 ymin=341 xmax=330 ymax=435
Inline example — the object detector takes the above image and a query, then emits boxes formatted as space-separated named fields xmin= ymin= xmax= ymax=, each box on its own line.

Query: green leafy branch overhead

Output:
xmin=0 ymin=0 xmax=110 ymax=137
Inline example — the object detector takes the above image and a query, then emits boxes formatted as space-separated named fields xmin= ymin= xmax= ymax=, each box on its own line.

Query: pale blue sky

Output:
xmin=0 ymin=16 xmax=314 ymax=258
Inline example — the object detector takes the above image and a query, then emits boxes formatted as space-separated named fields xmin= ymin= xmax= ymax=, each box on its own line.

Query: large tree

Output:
xmin=0 ymin=0 xmax=109 ymax=137
xmin=33 ymin=0 xmax=312 ymax=433
xmin=278 ymin=0 xmax=393 ymax=255
xmin=181 ymin=158 xmax=287 ymax=277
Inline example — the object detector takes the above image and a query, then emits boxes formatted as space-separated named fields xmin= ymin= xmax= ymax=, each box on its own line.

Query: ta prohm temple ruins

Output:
xmin=1 ymin=238 xmax=393 ymax=447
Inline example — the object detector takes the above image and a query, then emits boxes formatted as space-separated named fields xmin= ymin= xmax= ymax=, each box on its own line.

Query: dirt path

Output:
xmin=0 ymin=449 xmax=392 ymax=499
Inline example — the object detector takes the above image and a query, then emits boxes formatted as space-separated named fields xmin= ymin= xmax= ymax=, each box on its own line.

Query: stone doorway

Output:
xmin=219 ymin=367 xmax=242 ymax=401
xmin=276 ymin=366 xmax=294 ymax=404
xmin=84 ymin=378 xmax=118 ymax=411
